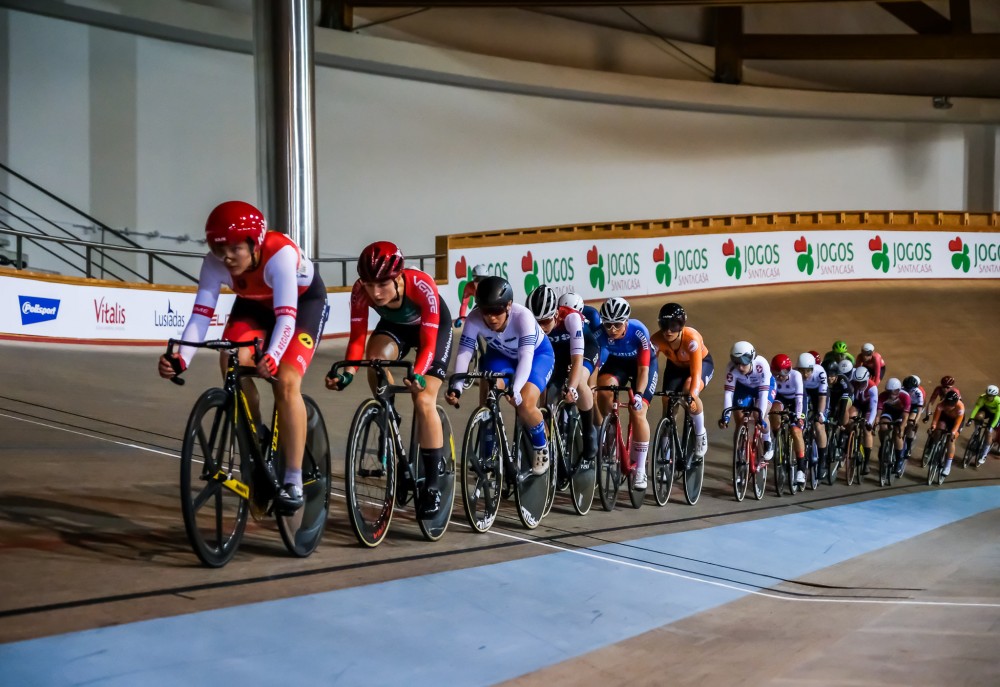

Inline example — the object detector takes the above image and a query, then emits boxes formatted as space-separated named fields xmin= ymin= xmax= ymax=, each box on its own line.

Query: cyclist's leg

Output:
xmin=365 ymin=332 xmax=403 ymax=392
xmin=575 ymin=357 xmax=598 ymax=459
xmin=627 ymin=359 xmax=656 ymax=486
xmin=596 ymin=356 xmax=629 ymax=416
xmin=414 ymin=305 xmax=455 ymax=511
xmin=221 ymin=298 xmax=268 ymax=425
xmin=520 ymin=341 xmax=555 ymax=474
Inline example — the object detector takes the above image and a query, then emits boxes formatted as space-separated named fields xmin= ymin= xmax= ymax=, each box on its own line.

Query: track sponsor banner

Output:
xmin=444 ymin=230 xmax=1000 ymax=313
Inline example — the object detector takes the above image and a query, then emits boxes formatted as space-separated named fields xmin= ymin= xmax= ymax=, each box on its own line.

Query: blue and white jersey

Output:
xmin=596 ymin=320 xmax=653 ymax=364
xmin=581 ymin=305 xmax=602 ymax=334
xmin=452 ymin=302 xmax=546 ymax=395
xmin=722 ymin=355 xmax=773 ymax=414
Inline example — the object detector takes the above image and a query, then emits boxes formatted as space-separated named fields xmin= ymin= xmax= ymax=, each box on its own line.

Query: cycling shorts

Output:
xmin=734 ymin=377 xmax=776 ymax=410
xmin=371 ymin=299 xmax=454 ymax=380
xmin=660 ymin=353 xmax=714 ymax=395
xmin=481 ymin=335 xmax=554 ymax=393
xmin=599 ymin=354 xmax=659 ymax=403
xmin=880 ymin=405 xmax=906 ymax=423
xmin=223 ymin=273 xmax=328 ymax=376
xmin=550 ymin=332 xmax=601 ymax=389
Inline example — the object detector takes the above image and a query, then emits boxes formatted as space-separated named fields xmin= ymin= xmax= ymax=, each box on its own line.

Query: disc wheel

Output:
xmin=680 ymin=417 xmax=704 ymax=505
xmin=180 ymin=388 xmax=250 ymax=568
xmin=512 ymin=422 xmax=549 ymax=529
xmin=732 ymin=425 xmax=749 ymax=502
xmin=566 ymin=408 xmax=596 ymax=516
xmin=460 ymin=407 xmax=501 ymax=533
xmin=344 ymin=399 xmax=395 ymax=548
xmin=276 ymin=395 xmax=331 ymax=557
xmin=414 ymin=406 xmax=457 ymax=542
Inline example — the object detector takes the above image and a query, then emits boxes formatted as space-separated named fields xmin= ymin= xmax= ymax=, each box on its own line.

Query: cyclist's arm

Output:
xmin=757 ymin=364 xmax=772 ymax=418
xmin=263 ymin=245 xmax=302 ymax=364
xmin=793 ymin=373 xmax=804 ymax=417
xmin=816 ymin=371 xmax=829 ymax=415
xmin=564 ymin=312 xmax=587 ymax=389
xmin=632 ymin=324 xmax=652 ymax=395
xmin=511 ymin=309 xmax=538 ymax=397
xmin=989 ymin=401 xmax=1000 ymax=429
xmin=686 ymin=334 xmax=705 ymax=399
xmin=450 ymin=315 xmax=485 ymax=391
xmin=343 ymin=281 xmax=371 ymax=375
xmin=410 ymin=272 xmax=442 ymax=376
xmin=969 ymin=397 xmax=985 ymax=420
xmin=458 ymin=281 xmax=475 ymax=319
xmin=931 ymin=403 xmax=943 ymax=428
xmin=949 ymin=404 xmax=965 ymax=434
xmin=865 ymin=387 xmax=878 ymax=426
xmin=177 ymin=255 xmax=227 ymax=366
xmin=845 ymin=352 xmax=856 ymax=364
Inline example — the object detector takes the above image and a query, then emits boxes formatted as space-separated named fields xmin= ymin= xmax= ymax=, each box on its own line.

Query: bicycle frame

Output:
xmin=595 ymin=385 xmax=635 ymax=478
xmin=726 ymin=405 xmax=764 ymax=474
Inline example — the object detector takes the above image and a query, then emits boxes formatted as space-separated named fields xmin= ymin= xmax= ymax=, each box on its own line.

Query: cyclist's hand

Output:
xmin=564 ymin=386 xmax=579 ymax=404
xmin=865 ymin=421 xmax=873 ymax=431
xmin=445 ymin=388 xmax=461 ymax=407
xmin=404 ymin=374 xmax=427 ymax=392
xmin=453 ymin=318 xmax=464 ymax=329
xmin=688 ymin=397 xmax=699 ymax=414
xmin=510 ymin=389 xmax=523 ymax=407
xmin=718 ymin=415 xmax=730 ymax=429
xmin=921 ymin=414 xmax=929 ymax=424
xmin=158 ymin=353 xmax=186 ymax=379
xmin=631 ymin=394 xmax=644 ymax=412
xmin=325 ymin=371 xmax=353 ymax=391
xmin=256 ymin=353 xmax=278 ymax=378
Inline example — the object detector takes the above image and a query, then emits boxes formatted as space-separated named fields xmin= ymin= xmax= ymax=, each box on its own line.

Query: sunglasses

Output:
xmin=537 ymin=317 xmax=554 ymax=326
xmin=732 ymin=353 xmax=754 ymax=366
xmin=481 ymin=306 xmax=507 ymax=316
xmin=661 ymin=321 xmax=683 ymax=333
xmin=603 ymin=321 xmax=626 ymax=331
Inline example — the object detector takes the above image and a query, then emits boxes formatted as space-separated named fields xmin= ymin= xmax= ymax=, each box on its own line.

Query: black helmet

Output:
xmin=902 ymin=375 xmax=920 ymax=391
xmin=823 ymin=360 xmax=839 ymax=377
xmin=657 ymin=302 xmax=686 ymax=330
xmin=476 ymin=276 xmax=513 ymax=310
xmin=943 ymin=389 xmax=960 ymax=404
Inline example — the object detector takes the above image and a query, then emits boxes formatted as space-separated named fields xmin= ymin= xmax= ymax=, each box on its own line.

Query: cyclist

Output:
xmin=158 ymin=200 xmax=328 ymax=514
xmin=581 ymin=302 xmax=603 ymax=336
xmin=650 ymin=302 xmax=713 ymax=458
xmin=797 ymin=352 xmax=829 ymax=479
xmin=964 ymin=385 xmax=1000 ymax=465
xmin=447 ymin=276 xmax=554 ymax=475
xmin=455 ymin=263 xmax=488 ymax=327
xmin=527 ymin=286 xmax=600 ymax=465
xmin=827 ymin=359 xmax=855 ymax=428
xmin=928 ymin=390 xmax=965 ymax=476
xmin=923 ymin=376 xmax=962 ymax=423
xmin=856 ymin=343 xmax=886 ymax=387
xmin=594 ymin=297 xmax=658 ymax=490
xmin=770 ymin=354 xmax=806 ymax=486
xmin=719 ymin=341 xmax=775 ymax=463
xmin=847 ymin=366 xmax=878 ymax=475
xmin=901 ymin=375 xmax=925 ymax=460
xmin=822 ymin=340 xmax=855 ymax=368
xmin=876 ymin=378 xmax=911 ymax=477
xmin=327 ymin=241 xmax=453 ymax=515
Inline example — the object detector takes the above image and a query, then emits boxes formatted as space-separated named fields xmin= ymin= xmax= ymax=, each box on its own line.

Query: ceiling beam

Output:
xmin=877 ymin=2 xmax=951 ymax=34
xmin=741 ymin=33 xmax=1000 ymax=60
xmin=950 ymin=0 xmax=972 ymax=34
xmin=713 ymin=7 xmax=743 ymax=85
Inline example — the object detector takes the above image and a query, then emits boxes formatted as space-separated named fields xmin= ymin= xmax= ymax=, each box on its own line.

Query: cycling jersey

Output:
xmin=180 ymin=231 xmax=320 ymax=370
xmin=907 ymin=385 xmax=926 ymax=409
xmin=857 ymin=351 xmax=886 ymax=386
xmin=774 ymin=370 xmax=804 ymax=416
xmin=346 ymin=268 xmax=445 ymax=377
xmin=581 ymin=305 xmax=602 ymax=334
xmin=821 ymin=351 xmax=855 ymax=368
xmin=877 ymin=390 xmax=912 ymax=419
xmin=801 ymin=364 xmax=829 ymax=393
xmin=827 ymin=376 xmax=852 ymax=419
xmin=452 ymin=303 xmax=547 ymax=397
xmin=548 ymin=310 xmax=600 ymax=387
xmin=723 ymin=355 xmax=773 ymax=416
xmin=458 ymin=280 xmax=477 ymax=319
xmin=932 ymin=400 xmax=965 ymax=433
xmin=595 ymin=320 xmax=653 ymax=366
xmin=651 ymin=325 xmax=712 ymax=396
xmin=969 ymin=394 xmax=1000 ymax=429
xmin=850 ymin=380 xmax=879 ymax=426
xmin=926 ymin=384 xmax=963 ymax=408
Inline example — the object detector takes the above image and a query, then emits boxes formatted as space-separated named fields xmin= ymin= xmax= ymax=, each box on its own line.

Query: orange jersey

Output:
xmin=652 ymin=326 xmax=708 ymax=373
xmin=932 ymin=400 xmax=965 ymax=433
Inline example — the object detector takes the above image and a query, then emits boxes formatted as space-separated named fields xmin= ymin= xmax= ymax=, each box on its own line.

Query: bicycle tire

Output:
xmin=752 ymin=431 xmax=768 ymax=501
xmin=460 ymin=406 xmax=501 ymax=533
xmin=344 ymin=398 xmax=396 ymax=548
xmin=732 ymin=425 xmax=749 ymax=502
xmin=926 ymin=437 xmax=943 ymax=486
xmin=650 ymin=416 xmax=674 ymax=507
xmin=180 ymin=388 xmax=250 ymax=568
xmin=512 ymin=421 xmax=549 ymax=529
xmin=276 ymin=395 xmax=331 ymax=557
xmin=597 ymin=414 xmax=622 ymax=511
xmin=414 ymin=406 xmax=457 ymax=542
xmin=825 ymin=427 xmax=842 ymax=486
xmin=773 ymin=428 xmax=789 ymax=497
xmin=962 ymin=428 xmax=981 ymax=469
xmin=541 ymin=407 xmax=558 ymax=519
xmin=566 ymin=409 xmax=596 ymax=516
xmin=680 ymin=415 xmax=703 ymax=505
xmin=878 ymin=436 xmax=892 ymax=487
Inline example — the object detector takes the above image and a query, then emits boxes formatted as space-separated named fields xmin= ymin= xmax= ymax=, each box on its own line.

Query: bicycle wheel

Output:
xmin=962 ymin=429 xmax=981 ymax=469
xmin=926 ymin=439 xmax=941 ymax=486
xmin=597 ymin=414 xmax=622 ymax=511
xmin=732 ymin=425 xmax=749 ymax=502
xmin=566 ymin=408 xmax=596 ymax=516
xmin=275 ymin=395 xmax=331 ymax=557
xmin=415 ymin=406 xmax=457 ymax=542
xmin=773 ymin=429 xmax=789 ymax=497
xmin=650 ymin=416 xmax=675 ymax=507
xmin=461 ymin=406 xmax=502 ymax=533
xmin=541 ymin=408 xmax=558 ymax=518
xmin=920 ymin=437 xmax=932 ymax=468
xmin=344 ymin=398 xmax=396 ymax=547
xmin=846 ymin=430 xmax=861 ymax=486
xmin=680 ymin=415 xmax=704 ymax=505
xmin=825 ymin=428 xmax=842 ymax=486
xmin=752 ymin=434 xmax=768 ymax=501
xmin=878 ymin=438 xmax=892 ymax=487
xmin=180 ymin=388 xmax=250 ymax=568
xmin=513 ymin=421 xmax=549 ymax=529
xmin=462 ymin=346 xmax=480 ymax=391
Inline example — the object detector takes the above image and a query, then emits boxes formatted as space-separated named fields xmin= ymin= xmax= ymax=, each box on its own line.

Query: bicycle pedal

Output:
xmin=358 ymin=468 xmax=385 ymax=478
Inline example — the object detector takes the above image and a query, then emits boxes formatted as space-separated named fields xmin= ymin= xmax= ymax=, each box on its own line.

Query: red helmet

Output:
xmin=809 ymin=350 xmax=821 ymax=364
xmin=205 ymin=201 xmax=267 ymax=248
xmin=940 ymin=376 xmax=955 ymax=387
xmin=771 ymin=354 xmax=792 ymax=374
xmin=358 ymin=241 xmax=405 ymax=282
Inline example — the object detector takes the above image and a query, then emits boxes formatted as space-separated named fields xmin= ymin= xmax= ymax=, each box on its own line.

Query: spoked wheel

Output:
xmin=566 ymin=408 xmax=596 ymax=516
xmin=597 ymin=415 xmax=622 ymax=511
xmin=681 ymin=417 xmax=704 ymax=505
xmin=732 ymin=425 xmax=749 ymax=502
xmin=540 ymin=408 xmax=558 ymax=519
xmin=275 ymin=395 xmax=331 ymax=557
xmin=460 ymin=407 xmax=502 ymax=533
xmin=773 ymin=429 xmax=790 ymax=497
xmin=752 ymin=435 xmax=768 ymax=501
xmin=926 ymin=443 xmax=941 ymax=486
xmin=180 ymin=388 xmax=250 ymax=568
xmin=962 ymin=429 xmax=982 ymax=469
xmin=650 ymin=416 xmax=675 ymax=507
xmin=920 ymin=438 xmax=932 ymax=468
xmin=512 ymin=422 xmax=549 ymax=529
xmin=344 ymin=399 xmax=396 ymax=547
xmin=845 ymin=430 xmax=859 ymax=486
xmin=414 ymin=406 xmax=457 ymax=542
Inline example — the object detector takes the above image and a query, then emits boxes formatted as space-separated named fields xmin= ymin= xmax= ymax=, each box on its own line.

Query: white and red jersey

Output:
xmin=850 ymin=379 xmax=879 ymax=425
xmin=908 ymin=385 xmax=926 ymax=409
xmin=722 ymin=355 xmax=773 ymax=415
xmin=346 ymin=268 xmax=442 ymax=376
xmin=180 ymin=231 xmax=313 ymax=365
xmin=877 ymin=389 xmax=912 ymax=415
xmin=774 ymin=370 xmax=805 ymax=416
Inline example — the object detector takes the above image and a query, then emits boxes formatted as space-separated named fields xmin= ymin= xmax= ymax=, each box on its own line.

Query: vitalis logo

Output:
xmin=868 ymin=235 xmax=932 ymax=274
xmin=154 ymin=300 xmax=186 ymax=328
xmin=722 ymin=238 xmax=780 ymax=280
xmin=18 ymin=295 xmax=60 ymax=325
xmin=652 ymin=244 xmax=709 ymax=287
xmin=94 ymin=297 xmax=126 ymax=326
xmin=793 ymin=236 xmax=855 ymax=276
xmin=587 ymin=245 xmax=640 ymax=292
xmin=949 ymin=236 xmax=1000 ymax=274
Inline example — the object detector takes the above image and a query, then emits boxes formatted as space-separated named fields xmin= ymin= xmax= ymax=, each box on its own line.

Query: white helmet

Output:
xmin=987 ymin=384 xmax=999 ymax=397
xmin=796 ymin=352 xmax=815 ymax=369
xmin=525 ymin=284 xmax=558 ymax=320
xmin=886 ymin=377 xmax=902 ymax=392
xmin=471 ymin=264 xmax=489 ymax=279
xmin=837 ymin=359 xmax=854 ymax=376
xmin=600 ymin=297 xmax=630 ymax=324
xmin=730 ymin=341 xmax=756 ymax=366
xmin=861 ymin=342 xmax=875 ymax=354
xmin=852 ymin=367 xmax=870 ymax=384
xmin=558 ymin=292 xmax=584 ymax=313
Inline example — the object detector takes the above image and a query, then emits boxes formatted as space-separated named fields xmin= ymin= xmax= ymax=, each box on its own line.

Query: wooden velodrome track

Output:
xmin=1 ymin=279 xmax=999 ymax=686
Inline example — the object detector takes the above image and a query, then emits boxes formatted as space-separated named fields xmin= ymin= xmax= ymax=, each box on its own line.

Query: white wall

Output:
xmin=1 ymin=8 xmax=995 ymax=282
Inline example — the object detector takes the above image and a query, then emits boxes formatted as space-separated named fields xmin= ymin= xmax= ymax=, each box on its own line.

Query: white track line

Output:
xmin=482 ymin=526 xmax=1000 ymax=609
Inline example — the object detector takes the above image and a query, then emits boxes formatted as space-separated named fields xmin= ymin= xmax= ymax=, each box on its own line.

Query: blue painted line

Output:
xmin=2 ymin=487 xmax=998 ymax=687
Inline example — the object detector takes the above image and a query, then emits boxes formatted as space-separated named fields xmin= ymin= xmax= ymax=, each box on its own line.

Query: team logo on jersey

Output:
xmin=298 ymin=333 xmax=314 ymax=349
xmin=949 ymin=235 xmax=1000 ymax=274
xmin=415 ymin=280 xmax=438 ymax=314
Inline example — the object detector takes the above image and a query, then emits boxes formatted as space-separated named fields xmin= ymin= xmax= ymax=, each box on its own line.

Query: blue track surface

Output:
xmin=2 ymin=487 xmax=998 ymax=686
